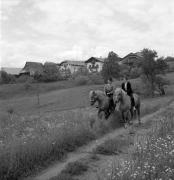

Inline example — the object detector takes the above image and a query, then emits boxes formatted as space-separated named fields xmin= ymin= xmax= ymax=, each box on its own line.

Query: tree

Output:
xmin=140 ymin=48 xmax=168 ymax=96
xmin=0 ymin=71 xmax=16 ymax=84
xmin=42 ymin=64 xmax=62 ymax=82
xmin=101 ymin=51 xmax=121 ymax=81
xmin=154 ymin=75 xmax=170 ymax=95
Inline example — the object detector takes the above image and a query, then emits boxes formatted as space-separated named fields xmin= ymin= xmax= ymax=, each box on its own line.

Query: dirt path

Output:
xmin=79 ymin=101 xmax=174 ymax=180
xmin=27 ymin=102 xmax=173 ymax=180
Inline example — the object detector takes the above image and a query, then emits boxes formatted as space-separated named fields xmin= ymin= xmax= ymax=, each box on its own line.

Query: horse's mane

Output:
xmin=115 ymin=87 xmax=126 ymax=95
xmin=94 ymin=90 xmax=105 ymax=98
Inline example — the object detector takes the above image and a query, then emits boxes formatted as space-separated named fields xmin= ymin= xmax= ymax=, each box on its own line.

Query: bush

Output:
xmin=38 ymin=64 xmax=63 ymax=82
xmin=74 ymin=75 xmax=90 ymax=85
xmin=16 ymin=75 xmax=34 ymax=83
xmin=88 ymin=73 xmax=104 ymax=84
xmin=0 ymin=71 xmax=16 ymax=84
xmin=72 ymin=67 xmax=89 ymax=79
xmin=129 ymin=67 xmax=142 ymax=79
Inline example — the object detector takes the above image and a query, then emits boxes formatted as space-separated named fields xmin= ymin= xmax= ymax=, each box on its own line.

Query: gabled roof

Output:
xmin=44 ymin=62 xmax=57 ymax=66
xmin=121 ymin=52 xmax=143 ymax=64
xmin=1 ymin=67 xmax=22 ymax=75
xmin=85 ymin=57 xmax=104 ymax=63
xmin=21 ymin=61 xmax=43 ymax=73
xmin=59 ymin=60 xmax=85 ymax=66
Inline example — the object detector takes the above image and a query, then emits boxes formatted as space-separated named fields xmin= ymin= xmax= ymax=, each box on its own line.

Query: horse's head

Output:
xmin=89 ymin=90 xmax=98 ymax=106
xmin=113 ymin=88 xmax=124 ymax=104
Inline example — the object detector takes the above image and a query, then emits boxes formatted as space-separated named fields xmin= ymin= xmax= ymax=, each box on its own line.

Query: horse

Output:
xmin=89 ymin=90 xmax=113 ymax=119
xmin=113 ymin=88 xmax=141 ymax=127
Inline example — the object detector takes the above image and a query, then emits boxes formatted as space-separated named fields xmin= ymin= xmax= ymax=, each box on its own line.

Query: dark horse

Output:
xmin=89 ymin=90 xmax=114 ymax=119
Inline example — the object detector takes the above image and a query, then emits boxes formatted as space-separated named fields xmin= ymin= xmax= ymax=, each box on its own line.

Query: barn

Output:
xmin=20 ymin=62 xmax=44 ymax=76
xmin=120 ymin=52 xmax=143 ymax=65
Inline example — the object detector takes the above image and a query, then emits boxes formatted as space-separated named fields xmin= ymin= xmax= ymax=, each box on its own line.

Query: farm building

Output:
xmin=59 ymin=60 xmax=85 ymax=75
xmin=120 ymin=52 xmax=143 ymax=65
xmin=20 ymin=62 xmax=44 ymax=76
xmin=1 ymin=67 xmax=22 ymax=77
xmin=85 ymin=57 xmax=104 ymax=72
xmin=165 ymin=57 xmax=174 ymax=72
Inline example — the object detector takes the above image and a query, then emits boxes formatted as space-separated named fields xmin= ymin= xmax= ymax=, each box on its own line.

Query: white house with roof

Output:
xmin=85 ymin=57 xmax=104 ymax=72
xmin=59 ymin=60 xmax=85 ymax=77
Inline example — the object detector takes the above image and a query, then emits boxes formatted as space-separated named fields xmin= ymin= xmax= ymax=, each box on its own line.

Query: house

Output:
xmin=20 ymin=62 xmax=44 ymax=76
xmin=120 ymin=52 xmax=143 ymax=65
xmin=121 ymin=52 xmax=143 ymax=65
xmin=165 ymin=56 xmax=174 ymax=72
xmin=59 ymin=60 xmax=85 ymax=75
xmin=85 ymin=57 xmax=104 ymax=72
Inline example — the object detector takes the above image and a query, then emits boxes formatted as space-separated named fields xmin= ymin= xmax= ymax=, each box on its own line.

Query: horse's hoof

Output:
xmin=124 ymin=123 xmax=128 ymax=129
xmin=129 ymin=121 xmax=133 ymax=125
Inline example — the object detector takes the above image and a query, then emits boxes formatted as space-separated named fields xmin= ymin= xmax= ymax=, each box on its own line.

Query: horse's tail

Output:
xmin=133 ymin=93 xmax=140 ymax=107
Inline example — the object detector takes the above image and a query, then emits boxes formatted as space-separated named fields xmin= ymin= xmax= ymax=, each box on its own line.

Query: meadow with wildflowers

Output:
xmin=0 ymin=73 xmax=173 ymax=180
xmin=98 ymin=104 xmax=174 ymax=180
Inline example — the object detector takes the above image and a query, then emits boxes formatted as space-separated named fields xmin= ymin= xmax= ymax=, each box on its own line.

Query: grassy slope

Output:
xmin=0 ymin=73 xmax=173 ymax=179
xmin=0 ymin=72 xmax=174 ymax=116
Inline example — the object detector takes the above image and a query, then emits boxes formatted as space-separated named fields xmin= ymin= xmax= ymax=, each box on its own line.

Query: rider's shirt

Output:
xmin=124 ymin=82 xmax=128 ymax=92
xmin=104 ymin=83 xmax=114 ymax=96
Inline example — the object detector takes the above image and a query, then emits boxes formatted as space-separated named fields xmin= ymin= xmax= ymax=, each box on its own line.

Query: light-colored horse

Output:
xmin=113 ymin=88 xmax=141 ymax=127
xmin=89 ymin=90 xmax=112 ymax=119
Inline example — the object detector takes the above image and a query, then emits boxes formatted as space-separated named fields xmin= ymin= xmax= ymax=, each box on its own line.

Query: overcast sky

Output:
xmin=1 ymin=0 xmax=174 ymax=67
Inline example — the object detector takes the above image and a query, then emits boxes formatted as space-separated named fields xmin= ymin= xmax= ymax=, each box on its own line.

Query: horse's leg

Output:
xmin=98 ymin=109 xmax=102 ymax=119
xmin=123 ymin=111 xmax=129 ymax=128
xmin=130 ymin=108 xmax=134 ymax=119
xmin=105 ymin=109 xmax=110 ymax=119
xmin=121 ymin=111 xmax=124 ymax=123
xmin=129 ymin=110 xmax=133 ymax=125
xmin=137 ymin=105 xmax=141 ymax=125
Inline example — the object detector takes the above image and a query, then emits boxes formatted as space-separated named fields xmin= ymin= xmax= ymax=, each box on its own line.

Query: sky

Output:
xmin=1 ymin=0 xmax=174 ymax=67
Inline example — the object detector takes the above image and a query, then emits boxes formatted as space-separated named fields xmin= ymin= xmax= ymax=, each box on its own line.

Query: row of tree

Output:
xmin=0 ymin=48 xmax=172 ymax=97
xmin=101 ymin=48 xmax=170 ymax=96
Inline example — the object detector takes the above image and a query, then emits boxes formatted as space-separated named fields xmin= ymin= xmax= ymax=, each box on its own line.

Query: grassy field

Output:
xmin=0 ymin=72 xmax=174 ymax=180
xmin=97 ymin=104 xmax=174 ymax=180
xmin=0 ymin=72 xmax=174 ymax=116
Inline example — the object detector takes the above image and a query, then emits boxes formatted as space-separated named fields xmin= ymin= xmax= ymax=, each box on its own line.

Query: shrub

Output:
xmin=88 ymin=73 xmax=104 ymax=84
xmin=42 ymin=65 xmax=62 ymax=82
xmin=16 ymin=75 xmax=34 ymax=83
xmin=0 ymin=71 xmax=16 ymax=84
xmin=72 ymin=67 xmax=89 ymax=79
xmin=74 ymin=75 xmax=90 ymax=85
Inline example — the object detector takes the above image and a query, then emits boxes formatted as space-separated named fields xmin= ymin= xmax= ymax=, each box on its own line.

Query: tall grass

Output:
xmin=97 ymin=106 xmax=174 ymax=180
xmin=0 ymin=96 xmax=173 ymax=179
xmin=0 ymin=113 xmax=95 ymax=180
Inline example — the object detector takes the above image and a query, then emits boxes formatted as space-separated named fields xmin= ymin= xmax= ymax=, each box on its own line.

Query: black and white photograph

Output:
xmin=0 ymin=0 xmax=174 ymax=180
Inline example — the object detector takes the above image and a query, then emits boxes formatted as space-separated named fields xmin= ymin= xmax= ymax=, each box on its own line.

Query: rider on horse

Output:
xmin=121 ymin=76 xmax=136 ymax=111
xmin=104 ymin=77 xmax=115 ymax=113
